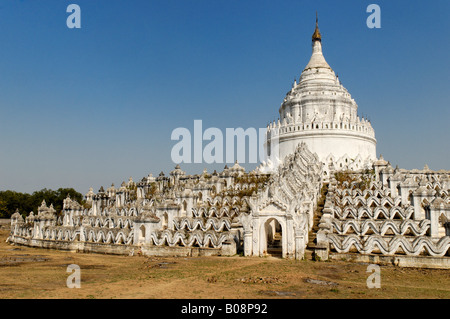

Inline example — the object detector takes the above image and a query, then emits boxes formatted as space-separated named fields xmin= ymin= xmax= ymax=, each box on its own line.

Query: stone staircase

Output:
xmin=307 ymin=183 xmax=329 ymax=252
xmin=267 ymin=232 xmax=282 ymax=257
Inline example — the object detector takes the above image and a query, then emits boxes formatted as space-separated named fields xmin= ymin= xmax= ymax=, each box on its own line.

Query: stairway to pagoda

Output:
xmin=267 ymin=232 xmax=282 ymax=257
xmin=306 ymin=183 xmax=329 ymax=255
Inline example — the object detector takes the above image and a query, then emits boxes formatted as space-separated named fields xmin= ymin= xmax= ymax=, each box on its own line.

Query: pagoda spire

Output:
xmin=303 ymin=12 xmax=331 ymax=71
xmin=312 ymin=12 xmax=322 ymax=42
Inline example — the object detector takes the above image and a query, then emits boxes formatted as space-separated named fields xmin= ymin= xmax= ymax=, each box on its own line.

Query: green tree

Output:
xmin=0 ymin=199 xmax=8 ymax=218
xmin=0 ymin=188 xmax=85 ymax=218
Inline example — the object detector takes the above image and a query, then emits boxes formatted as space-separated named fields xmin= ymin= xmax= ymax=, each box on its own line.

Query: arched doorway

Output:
xmin=162 ymin=212 xmax=169 ymax=229
xmin=261 ymin=218 xmax=283 ymax=257
xmin=139 ymin=225 xmax=146 ymax=243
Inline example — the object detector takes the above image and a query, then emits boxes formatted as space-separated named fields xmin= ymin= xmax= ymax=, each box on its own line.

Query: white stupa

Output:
xmin=261 ymin=14 xmax=377 ymax=177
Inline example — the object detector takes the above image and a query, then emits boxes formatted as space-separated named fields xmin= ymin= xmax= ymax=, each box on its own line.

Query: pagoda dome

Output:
xmin=263 ymin=14 xmax=377 ymax=179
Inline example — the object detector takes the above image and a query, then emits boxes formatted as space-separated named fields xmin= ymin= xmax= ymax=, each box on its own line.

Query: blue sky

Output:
xmin=0 ymin=0 xmax=448 ymax=194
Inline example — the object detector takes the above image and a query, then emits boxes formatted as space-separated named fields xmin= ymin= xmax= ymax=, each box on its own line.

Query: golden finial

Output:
xmin=312 ymin=11 xmax=322 ymax=42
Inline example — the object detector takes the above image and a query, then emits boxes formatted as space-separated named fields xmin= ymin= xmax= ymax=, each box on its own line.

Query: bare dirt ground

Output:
xmin=0 ymin=229 xmax=449 ymax=299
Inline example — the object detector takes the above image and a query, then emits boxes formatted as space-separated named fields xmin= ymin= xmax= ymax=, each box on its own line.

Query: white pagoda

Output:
xmin=262 ymin=15 xmax=377 ymax=177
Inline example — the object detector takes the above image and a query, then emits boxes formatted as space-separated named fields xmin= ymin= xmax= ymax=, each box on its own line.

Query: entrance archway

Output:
xmin=261 ymin=218 xmax=283 ymax=257
xmin=139 ymin=225 xmax=146 ymax=243
xmin=162 ymin=212 xmax=169 ymax=229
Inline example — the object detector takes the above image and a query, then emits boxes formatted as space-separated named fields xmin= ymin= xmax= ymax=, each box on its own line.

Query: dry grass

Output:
xmin=0 ymin=229 xmax=449 ymax=299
